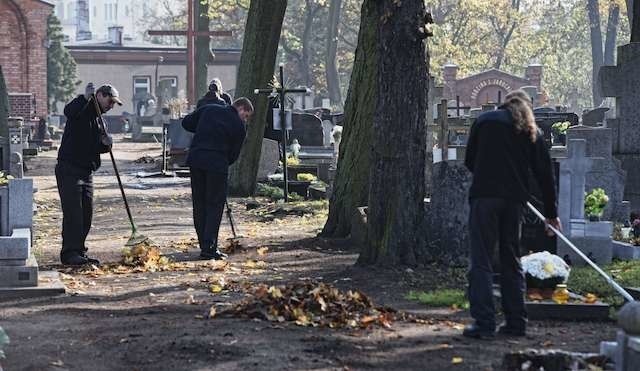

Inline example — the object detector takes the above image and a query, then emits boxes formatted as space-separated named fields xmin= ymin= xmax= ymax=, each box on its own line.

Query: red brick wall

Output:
xmin=0 ymin=0 xmax=53 ymax=119
xmin=8 ymin=94 xmax=34 ymax=118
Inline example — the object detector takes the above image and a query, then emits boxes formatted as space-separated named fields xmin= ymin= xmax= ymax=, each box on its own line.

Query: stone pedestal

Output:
xmin=257 ymin=139 xmax=280 ymax=181
xmin=557 ymin=221 xmax=613 ymax=266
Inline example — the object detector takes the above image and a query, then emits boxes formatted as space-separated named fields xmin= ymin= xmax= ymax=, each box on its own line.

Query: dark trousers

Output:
xmin=190 ymin=167 xmax=227 ymax=251
xmin=55 ymin=162 xmax=93 ymax=259
xmin=468 ymin=197 xmax=526 ymax=331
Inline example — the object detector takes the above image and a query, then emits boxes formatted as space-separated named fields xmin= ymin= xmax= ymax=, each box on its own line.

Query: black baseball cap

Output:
xmin=96 ymin=84 xmax=123 ymax=105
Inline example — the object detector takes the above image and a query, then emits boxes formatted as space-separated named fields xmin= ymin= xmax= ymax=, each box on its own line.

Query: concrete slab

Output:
xmin=0 ymin=270 xmax=65 ymax=301
xmin=0 ymin=255 xmax=38 ymax=287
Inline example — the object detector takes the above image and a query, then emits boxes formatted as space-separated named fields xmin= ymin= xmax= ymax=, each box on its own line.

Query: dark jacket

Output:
xmin=58 ymin=95 xmax=111 ymax=171
xmin=196 ymin=92 xmax=226 ymax=109
xmin=182 ymin=104 xmax=246 ymax=173
xmin=464 ymin=109 xmax=557 ymax=218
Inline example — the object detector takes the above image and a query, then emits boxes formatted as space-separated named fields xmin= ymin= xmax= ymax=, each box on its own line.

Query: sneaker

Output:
xmin=80 ymin=253 xmax=100 ymax=265
xmin=497 ymin=324 xmax=526 ymax=337
xmin=199 ymin=249 xmax=227 ymax=260
xmin=462 ymin=324 xmax=495 ymax=339
xmin=61 ymin=253 xmax=90 ymax=266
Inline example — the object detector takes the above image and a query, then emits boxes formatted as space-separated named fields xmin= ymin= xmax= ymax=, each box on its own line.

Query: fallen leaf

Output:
xmin=209 ymin=307 xmax=217 ymax=318
xmin=451 ymin=357 xmax=463 ymax=364
xmin=209 ymin=284 xmax=224 ymax=293
xmin=257 ymin=247 xmax=269 ymax=255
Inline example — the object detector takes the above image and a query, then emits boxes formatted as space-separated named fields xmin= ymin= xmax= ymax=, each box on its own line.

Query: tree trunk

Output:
xmin=587 ymin=0 xmax=604 ymax=106
xmin=604 ymin=3 xmax=620 ymax=66
xmin=0 ymin=66 xmax=9 ymax=139
xmin=627 ymin=0 xmax=633 ymax=32
xmin=633 ymin=0 xmax=640 ymax=42
xmin=228 ymin=0 xmax=287 ymax=196
xmin=321 ymin=0 xmax=377 ymax=238
xmin=195 ymin=0 xmax=211 ymax=98
xmin=325 ymin=0 xmax=343 ymax=107
xmin=300 ymin=0 xmax=315 ymax=87
xmin=358 ymin=1 xmax=428 ymax=266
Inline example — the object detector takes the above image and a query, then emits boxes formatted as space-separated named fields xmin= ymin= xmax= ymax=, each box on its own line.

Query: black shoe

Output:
xmin=497 ymin=324 xmax=526 ymax=337
xmin=462 ymin=324 xmax=495 ymax=339
xmin=199 ymin=249 xmax=227 ymax=260
xmin=80 ymin=253 xmax=100 ymax=265
xmin=61 ymin=253 xmax=90 ymax=266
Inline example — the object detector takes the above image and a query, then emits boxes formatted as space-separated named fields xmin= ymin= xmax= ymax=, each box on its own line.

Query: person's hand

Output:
xmin=545 ymin=217 xmax=562 ymax=237
xmin=101 ymin=133 xmax=113 ymax=147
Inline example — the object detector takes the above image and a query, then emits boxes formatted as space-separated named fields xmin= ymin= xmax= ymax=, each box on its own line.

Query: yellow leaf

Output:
xmin=209 ymin=284 xmax=223 ymax=293
xmin=452 ymin=357 xmax=463 ymax=364
xmin=209 ymin=307 xmax=217 ymax=318
xmin=257 ymin=247 xmax=269 ymax=255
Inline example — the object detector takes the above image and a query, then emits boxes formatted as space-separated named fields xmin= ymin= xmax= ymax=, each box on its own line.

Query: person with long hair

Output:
xmin=463 ymin=89 xmax=561 ymax=338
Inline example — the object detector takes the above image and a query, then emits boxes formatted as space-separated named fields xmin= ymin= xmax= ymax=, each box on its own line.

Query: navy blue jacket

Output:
xmin=58 ymin=95 xmax=110 ymax=171
xmin=465 ymin=109 xmax=557 ymax=218
xmin=182 ymin=104 xmax=246 ymax=173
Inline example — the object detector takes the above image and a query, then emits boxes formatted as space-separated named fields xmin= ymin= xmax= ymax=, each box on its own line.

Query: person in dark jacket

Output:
xmin=56 ymin=84 xmax=120 ymax=265
xmin=462 ymin=89 xmax=561 ymax=339
xmin=182 ymin=97 xmax=253 ymax=259
xmin=196 ymin=78 xmax=232 ymax=108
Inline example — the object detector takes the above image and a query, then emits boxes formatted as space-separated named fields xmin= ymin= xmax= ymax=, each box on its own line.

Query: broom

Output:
xmin=92 ymin=95 xmax=153 ymax=247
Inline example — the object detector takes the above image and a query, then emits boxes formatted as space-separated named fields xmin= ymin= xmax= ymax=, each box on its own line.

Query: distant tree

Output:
xmin=47 ymin=14 xmax=79 ymax=113
xmin=195 ymin=0 xmax=212 ymax=98
xmin=228 ymin=0 xmax=288 ymax=196
xmin=0 ymin=66 xmax=9 ymax=139
xmin=325 ymin=0 xmax=343 ymax=106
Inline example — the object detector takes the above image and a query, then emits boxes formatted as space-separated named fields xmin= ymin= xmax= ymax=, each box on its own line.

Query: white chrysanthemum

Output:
xmin=521 ymin=251 xmax=570 ymax=281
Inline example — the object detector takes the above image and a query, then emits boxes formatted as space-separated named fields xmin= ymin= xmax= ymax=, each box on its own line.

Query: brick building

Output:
xmin=0 ymin=0 xmax=53 ymax=119
xmin=442 ymin=63 xmax=543 ymax=108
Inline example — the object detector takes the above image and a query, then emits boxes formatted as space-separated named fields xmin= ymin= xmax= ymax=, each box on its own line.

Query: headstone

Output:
xmin=600 ymin=302 xmax=640 ymax=371
xmin=567 ymin=125 xmax=629 ymax=222
xmin=7 ymin=117 xmax=25 ymax=161
xmin=582 ymin=107 xmax=609 ymax=127
xmin=321 ymin=120 xmax=333 ymax=147
xmin=257 ymin=139 xmax=280 ymax=181
xmin=288 ymin=113 xmax=323 ymax=146
xmin=600 ymin=42 xmax=640 ymax=209
xmin=556 ymin=139 xmax=613 ymax=266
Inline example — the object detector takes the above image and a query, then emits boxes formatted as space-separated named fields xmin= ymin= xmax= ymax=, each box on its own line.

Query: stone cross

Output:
xmin=558 ymin=139 xmax=593 ymax=231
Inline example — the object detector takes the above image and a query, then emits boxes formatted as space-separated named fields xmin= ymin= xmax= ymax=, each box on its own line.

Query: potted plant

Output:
xmin=521 ymin=251 xmax=571 ymax=298
xmin=585 ymin=188 xmax=609 ymax=221
xmin=551 ymin=121 xmax=570 ymax=145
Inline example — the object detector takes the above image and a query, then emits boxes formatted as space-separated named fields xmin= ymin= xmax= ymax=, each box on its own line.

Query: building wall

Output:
xmin=51 ymin=0 xmax=162 ymax=41
xmin=58 ymin=63 xmax=238 ymax=115
xmin=0 ymin=0 xmax=53 ymax=119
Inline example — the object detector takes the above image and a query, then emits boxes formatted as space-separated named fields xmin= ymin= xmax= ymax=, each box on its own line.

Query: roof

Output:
xmin=455 ymin=68 xmax=530 ymax=85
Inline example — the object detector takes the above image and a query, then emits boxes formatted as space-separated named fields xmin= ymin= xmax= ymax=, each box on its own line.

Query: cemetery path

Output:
xmin=1 ymin=136 xmax=618 ymax=370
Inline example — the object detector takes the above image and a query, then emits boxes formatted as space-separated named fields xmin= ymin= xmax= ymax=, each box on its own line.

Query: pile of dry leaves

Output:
xmin=230 ymin=281 xmax=395 ymax=329
xmin=121 ymin=241 xmax=171 ymax=272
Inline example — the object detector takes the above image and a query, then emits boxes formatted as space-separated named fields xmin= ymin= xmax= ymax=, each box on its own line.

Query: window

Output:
xmin=133 ymin=76 xmax=151 ymax=94
xmin=159 ymin=76 xmax=178 ymax=88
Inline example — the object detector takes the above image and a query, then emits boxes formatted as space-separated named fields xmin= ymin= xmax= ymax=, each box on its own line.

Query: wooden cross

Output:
xmin=148 ymin=0 xmax=232 ymax=105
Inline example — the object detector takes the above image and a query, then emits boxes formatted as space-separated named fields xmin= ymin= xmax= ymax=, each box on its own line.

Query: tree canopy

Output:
xmin=47 ymin=14 xmax=79 ymax=113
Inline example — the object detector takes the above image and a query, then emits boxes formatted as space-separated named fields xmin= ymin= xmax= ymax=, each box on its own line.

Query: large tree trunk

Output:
xmin=321 ymin=0 xmax=377 ymax=238
xmin=587 ymin=0 xmax=604 ymax=106
xmin=195 ymin=0 xmax=211 ymax=98
xmin=633 ymin=0 xmax=640 ymax=42
xmin=604 ymin=3 xmax=620 ymax=66
xmin=228 ymin=0 xmax=287 ymax=196
xmin=300 ymin=0 xmax=316 ymax=87
xmin=325 ymin=0 xmax=343 ymax=107
xmin=358 ymin=1 xmax=428 ymax=266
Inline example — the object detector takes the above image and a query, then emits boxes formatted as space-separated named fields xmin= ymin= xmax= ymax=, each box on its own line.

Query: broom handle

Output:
xmin=92 ymin=95 xmax=137 ymax=232
xmin=526 ymin=201 xmax=634 ymax=302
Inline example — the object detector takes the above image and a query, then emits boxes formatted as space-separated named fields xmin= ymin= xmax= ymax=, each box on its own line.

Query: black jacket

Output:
xmin=196 ymin=92 xmax=226 ymax=109
xmin=464 ymin=109 xmax=558 ymax=218
xmin=182 ymin=104 xmax=246 ymax=173
xmin=58 ymin=95 xmax=111 ymax=171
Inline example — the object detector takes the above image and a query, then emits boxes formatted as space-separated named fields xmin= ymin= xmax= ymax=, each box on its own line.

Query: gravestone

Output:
xmin=288 ymin=113 xmax=323 ymax=146
xmin=582 ymin=107 xmax=609 ymax=127
xmin=567 ymin=125 xmax=629 ymax=222
xmin=166 ymin=118 xmax=193 ymax=167
xmin=257 ymin=139 xmax=279 ymax=181
xmin=556 ymin=139 xmax=613 ymax=266
xmin=600 ymin=302 xmax=640 ymax=371
xmin=321 ymin=119 xmax=333 ymax=147
xmin=600 ymin=42 xmax=640 ymax=210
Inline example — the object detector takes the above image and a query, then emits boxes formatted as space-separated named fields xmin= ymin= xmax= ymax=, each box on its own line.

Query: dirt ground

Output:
xmin=0 ymin=135 xmax=618 ymax=371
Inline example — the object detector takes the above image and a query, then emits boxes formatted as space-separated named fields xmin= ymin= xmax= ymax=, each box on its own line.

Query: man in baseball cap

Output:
xmin=95 ymin=84 xmax=123 ymax=110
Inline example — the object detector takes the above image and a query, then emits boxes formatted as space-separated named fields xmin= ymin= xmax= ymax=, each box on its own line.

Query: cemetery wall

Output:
xmin=0 ymin=0 xmax=52 ymax=119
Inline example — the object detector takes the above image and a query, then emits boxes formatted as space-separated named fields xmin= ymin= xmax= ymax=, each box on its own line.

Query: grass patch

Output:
xmin=406 ymin=289 xmax=469 ymax=309
xmin=567 ymin=260 xmax=640 ymax=308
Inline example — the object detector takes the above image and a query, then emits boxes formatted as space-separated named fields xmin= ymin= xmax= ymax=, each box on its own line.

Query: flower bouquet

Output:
xmin=521 ymin=251 xmax=570 ymax=291
xmin=585 ymin=188 xmax=609 ymax=221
